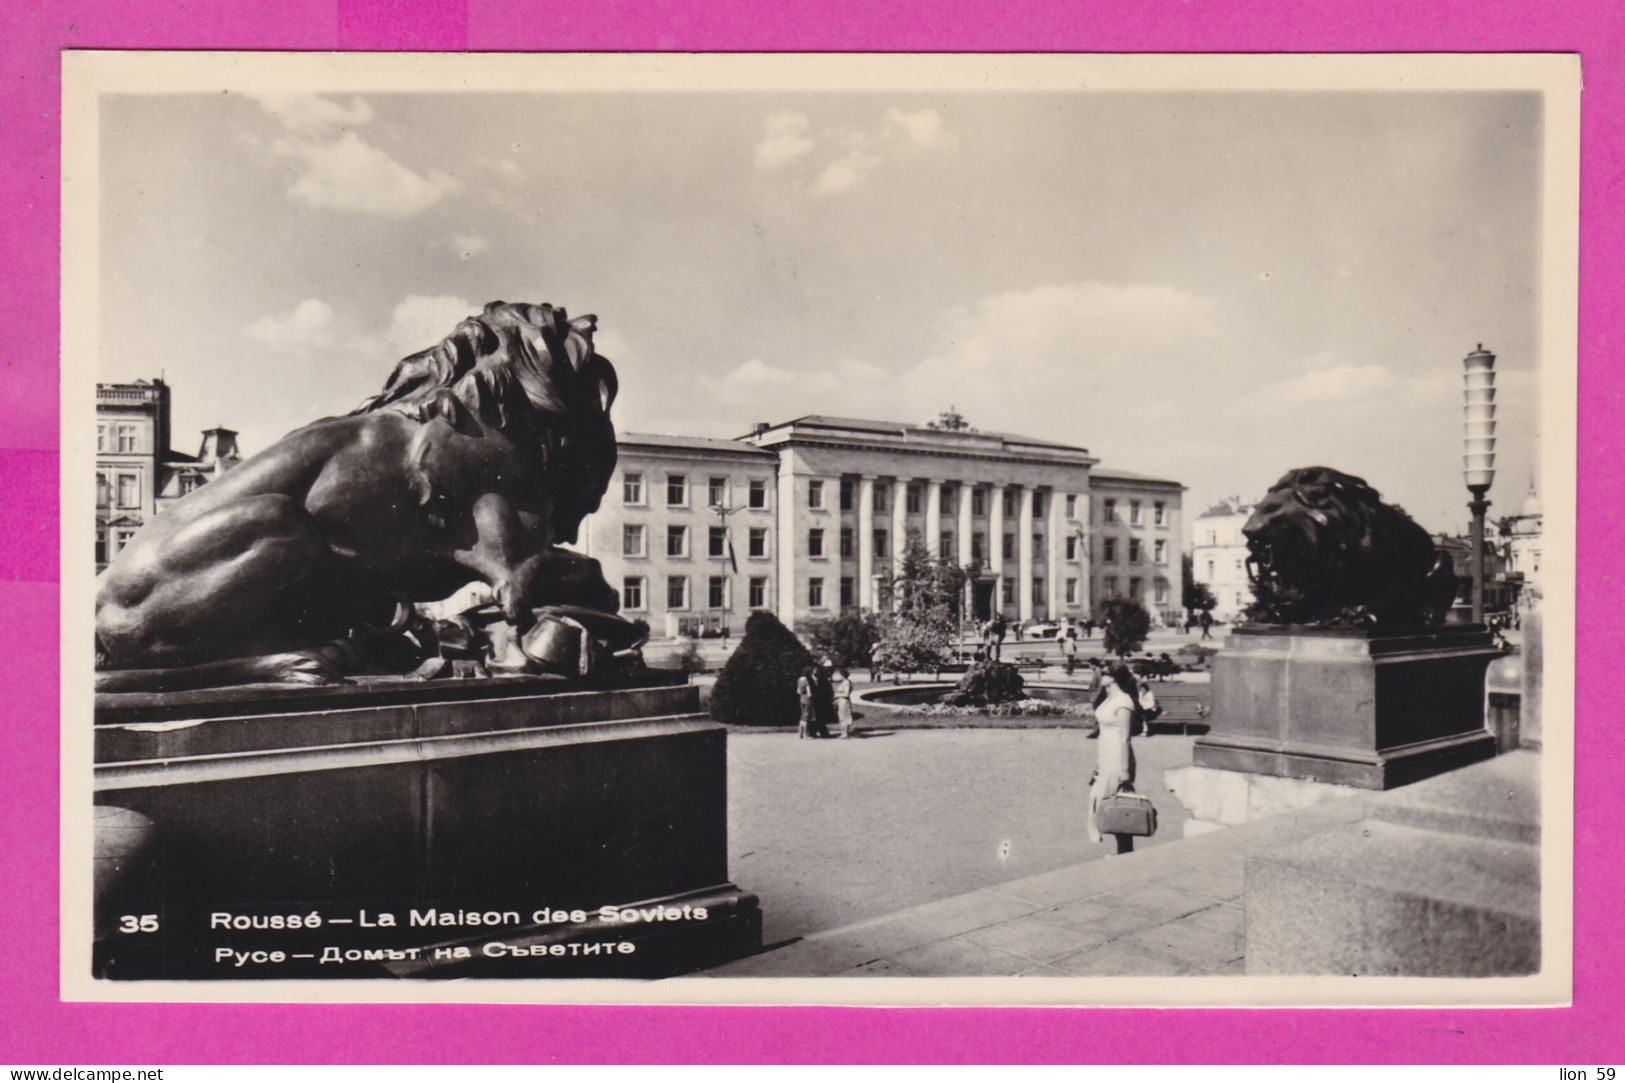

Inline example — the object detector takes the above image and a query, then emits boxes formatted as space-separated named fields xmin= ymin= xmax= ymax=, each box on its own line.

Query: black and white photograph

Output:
xmin=64 ymin=52 xmax=1576 ymax=1004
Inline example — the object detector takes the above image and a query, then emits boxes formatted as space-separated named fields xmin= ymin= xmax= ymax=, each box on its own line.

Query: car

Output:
xmin=1024 ymin=622 xmax=1064 ymax=640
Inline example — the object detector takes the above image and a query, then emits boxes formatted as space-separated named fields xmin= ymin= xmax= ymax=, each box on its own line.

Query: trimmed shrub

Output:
xmin=939 ymin=660 xmax=1025 ymax=707
xmin=709 ymin=610 xmax=815 ymax=727
xmin=1102 ymin=599 xmax=1152 ymax=659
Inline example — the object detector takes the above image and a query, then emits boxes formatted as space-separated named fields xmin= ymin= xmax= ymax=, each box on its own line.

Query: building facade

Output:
xmin=573 ymin=434 xmax=781 ymax=638
xmin=95 ymin=379 xmax=242 ymax=572
xmin=1189 ymin=496 xmax=1256 ymax=622
xmin=572 ymin=415 xmax=1185 ymax=635
xmin=1089 ymin=470 xmax=1187 ymax=626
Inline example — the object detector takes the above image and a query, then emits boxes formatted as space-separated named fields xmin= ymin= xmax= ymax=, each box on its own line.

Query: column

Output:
xmin=957 ymin=482 xmax=974 ymax=566
xmin=892 ymin=477 xmax=908 ymax=562
xmin=857 ymin=475 xmax=876 ymax=611
xmin=1017 ymin=485 xmax=1035 ymax=623
xmin=925 ymin=479 xmax=943 ymax=558
xmin=1049 ymin=487 xmax=1065 ymax=617
xmin=987 ymin=484 xmax=1005 ymax=616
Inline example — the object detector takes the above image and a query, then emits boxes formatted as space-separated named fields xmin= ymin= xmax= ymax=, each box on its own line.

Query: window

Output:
xmin=95 ymin=474 xmax=109 ymax=508
xmin=749 ymin=527 xmax=767 ymax=558
xmin=709 ymin=576 xmax=727 ymax=608
xmin=1235 ymin=558 xmax=1244 ymax=574
xmin=1003 ymin=489 xmax=1017 ymax=517
xmin=709 ymin=526 xmax=727 ymax=558
xmin=1154 ymin=539 xmax=1167 ymax=564
xmin=808 ymin=528 xmax=825 ymax=558
xmin=906 ymin=484 xmax=921 ymax=513
xmin=940 ymin=531 xmax=954 ymax=560
xmin=1103 ymin=537 xmax=1117 ymax=563
xmin=1002 ymin=533 xmax=1014 ymax=560
xmin=1033 ymin=533 xmax=1044 ymax=556
xmin=840 ymin=527 xmax=854 ymax=559
xmin=1207 ymin=529 xmax=1218 ymax=546
xmin=874 ymin=482 xmax=888 ymax=512
xmin=1103 ymin=499 xmax=1117 ymax=523
xmin=942 ymin=486 xmax=956 ymax=515
xmin=840 ymin=477 xmax=854 ymax=511
xmin=972 ymin=488 xmax=985 ymax=516
xmin=749 ymin=479 xmax=767 ymax=509
xmin=1002 ymin=580 xmax=1014 ymax=604
xmin=667 ymin=576 xmax=688 ymax=610
xmin=1130 ymin=577 xmax=1143 ymax=602
xmin=666 ymin=525 xmax=688 ymax=558
xmin=1207 ymin=560 xmax=1215 ymax=579
xmin=1130 ymin=500 xmax=1142 ymax=526
xmin=1154 ymin=501 xmax=1166 ymax=526
xmin=840 ymin=577 xmax=855 ymax=608
xmin=117 ymin=425 xmax=138 ymax=453
xmin=749 ymin=577 xmax=767 ymax=608
xmin=1032 ymin=577 xmax=1045 ymax=605
xmin=116 ymin=474 xmax=139 ymax=508
xmin=114 ymin=528 xmax=137 ymax=554
xmin=667 ymin=474 xmax=687 ymax=506
xmin=622 ymin=524 xmax=646 ymax=557
xmin=1104 ymin=575 xmax=1119 ymax=598
xmin=874 ymin=529 xmax=889 ymax=558
xmin=177 ymin=474 xmax=201 ymax=495
xmin=1032 ymin=491 xmax=1045 ymax=518
xmin=1065 ymin=535 xmax=1077 ymax=561
xmin=1066 ymin=494 xmax=1077 ymax=519
xmin=972 ymin=532 xmax=985 ymax=561
xmin=95 ymin=528 xmax=107 ymax=567
xmin=808 ymin=577 xmax=825 ymax=608
xmin=709 ymin=477 xmax=727 ymax=507
xmin=1155 ymin=577 xmax=1169 ymax=603
xmin=1236 ymin=591 xmax=1245 ymax=607
xmin=622 ymin=577 xmax=645 ymax=610
xmin=1129 ymin=538 xmax=1142 ymax=563
xmin=623 ymin=472 xmax=643 ymax=505
xmin=96 ymin=425 xmax=107 ymax=453
xmin=808 ymin=479 xmax=824 ymax=509
xmin=1066 ymin=577 xmax=1078 ymax=604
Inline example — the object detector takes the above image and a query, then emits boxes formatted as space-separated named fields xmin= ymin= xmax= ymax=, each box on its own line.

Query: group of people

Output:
xmin=796 ymin=660 xmax=854 ymax=739
xmin=1181 ymin=610 xmax=1217 ymax=639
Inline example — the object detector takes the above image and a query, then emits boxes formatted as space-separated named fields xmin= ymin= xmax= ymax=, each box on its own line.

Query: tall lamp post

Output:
xmin=1462 ymin=344 xmax=1497 ymax=625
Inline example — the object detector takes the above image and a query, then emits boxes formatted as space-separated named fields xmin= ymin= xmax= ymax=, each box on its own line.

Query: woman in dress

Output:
xmin=1088 ymin=665 xmax=1142 ymax=855
xmin=832 ymin=667 xmax=855 ymax=739
xmin=796 ymin=666 xmax=814 ymax=739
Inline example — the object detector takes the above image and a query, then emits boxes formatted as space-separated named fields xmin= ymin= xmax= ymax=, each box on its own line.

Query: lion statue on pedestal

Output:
xmin=95 ymin=300 xmax=645 ymax=692
xmin=1242 ymin=466 xmax=1458 ymax=630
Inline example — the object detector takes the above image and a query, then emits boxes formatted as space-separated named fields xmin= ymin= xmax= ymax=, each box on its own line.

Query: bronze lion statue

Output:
xmin=1242 ymin=466 xmax=1458 ymax=629
xmin=96 ymin=301 xmax=644 ymax=691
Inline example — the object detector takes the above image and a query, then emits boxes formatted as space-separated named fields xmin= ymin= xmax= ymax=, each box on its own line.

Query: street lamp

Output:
xmin=1462 ymin=344 xmax=1497 ymax=624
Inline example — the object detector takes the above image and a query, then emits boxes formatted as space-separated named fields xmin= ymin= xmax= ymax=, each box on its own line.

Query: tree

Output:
xmin=1102 ymin=598 xmax=1152 ymax=659
xmin=708 ymin=610 xmax=815 ymax=727
xmin=803 ymin=609 xmax=881 ymax=669
xmin=1182 ymin=552 xmax=1218 ymax=614
xmin=872 ymin=537 xmax=968 ymax=675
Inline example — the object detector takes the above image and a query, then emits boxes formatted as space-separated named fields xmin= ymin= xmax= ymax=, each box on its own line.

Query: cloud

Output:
xmin=244 ymin=299 xmax=339 ymax=353
xmin=385 ymin=294 xmax=478 ymax=355
xmin=754 ymin=111 xmax=816 ymax=169
xmin=252 ymin=94 xmax=459 ymax=218
xmin=811 ymin=150 xmax=883 ymax=195
xmin=884 ymin=108 xmax=958 ymax=152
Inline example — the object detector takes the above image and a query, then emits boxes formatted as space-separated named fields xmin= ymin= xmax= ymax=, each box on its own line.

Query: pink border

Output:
xmin=4 ymin=0 xmax=1618 ymax=1064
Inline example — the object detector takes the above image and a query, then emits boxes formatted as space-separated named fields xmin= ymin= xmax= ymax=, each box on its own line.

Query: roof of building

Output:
xmin=1195 ymin=496 xmax=1254 ymax=519
xmin=1091 ymin=466 xmax=1185 ymax=488
xmin=619 ymin=432 xmax=777 ymax=457
xmin=749 ymin=414 xmax=1091 ymax=455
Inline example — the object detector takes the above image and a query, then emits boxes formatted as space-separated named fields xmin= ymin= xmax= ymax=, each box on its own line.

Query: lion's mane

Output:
xmin=1242 ymin=466 xmax=1457 ymax=629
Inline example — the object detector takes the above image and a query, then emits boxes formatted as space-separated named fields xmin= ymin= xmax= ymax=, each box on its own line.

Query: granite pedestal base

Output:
xmin=1193 ymin=625 xmax=1502 ymax=790
xmin=93 ymin=674 xmax=760 ymax=980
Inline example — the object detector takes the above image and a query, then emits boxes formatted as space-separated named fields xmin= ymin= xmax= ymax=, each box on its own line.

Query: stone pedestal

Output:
xmin=1193 ymin=625 xmax=1502 ymax=790
xmin=93 ymin=674 xmax=760 ymax=980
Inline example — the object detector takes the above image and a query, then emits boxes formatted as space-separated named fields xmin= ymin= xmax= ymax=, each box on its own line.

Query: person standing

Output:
xmin=1200 ymin=610 xmax=1214 ymax=640
xmin=1088 ymin=666 xmax=1143 ymax=855
xmin=833 ymin=667 xmax=855 ymax=739
xmin=809 ymin=661 xmax=835 ymax=739
xmin=796 ymin=667 xmax=814 ymax=739
xmin=1061 ymin=623 xmax=1079 ymax=675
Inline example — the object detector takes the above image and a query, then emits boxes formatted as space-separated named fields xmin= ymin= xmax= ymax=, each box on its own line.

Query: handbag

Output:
xmin=1096 ymin=790 xmax=1158 ymax=837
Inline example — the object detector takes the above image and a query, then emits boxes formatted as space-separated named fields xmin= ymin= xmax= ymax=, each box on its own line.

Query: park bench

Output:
xmin=1140 ymin=686 xmax=1211 ymax=736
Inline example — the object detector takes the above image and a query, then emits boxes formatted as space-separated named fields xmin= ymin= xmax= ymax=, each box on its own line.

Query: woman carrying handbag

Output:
xmin=1087 ymin=666 xmax=1158 ymax=855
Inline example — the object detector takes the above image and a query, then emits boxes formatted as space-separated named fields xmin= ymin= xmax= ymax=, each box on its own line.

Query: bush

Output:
xmin=708 ymin=610 xmax=815 ymax=727
xmin=804 ymin=610 xmax=881 ymax=669
xmin=1102 ymin=599 xmax=1152 ymax=658
xmin=669 ymin=639 xmax=707 ymax=676
xmin=939 ymin=660 xmax=1025 ymax=707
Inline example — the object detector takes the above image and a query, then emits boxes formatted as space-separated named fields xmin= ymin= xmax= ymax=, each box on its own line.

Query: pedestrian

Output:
xmin=1183 ymin=612 xmax=1193 ymax=635
xmin=796 ymin=666 xmax=814 ymax=739
xmin=1082 ymin=618 xmax=1095 ymax=639
xmin=1199 ymin=610 xmax=1214 ymax=640
xmin=1088 ymin=666 xmax=1144 ymax=856
xmin=809 ymin=661 xmax=835 ymax=739
xmin=833 ymin=667 xmax=854 ymax=738
xmin=985 ymin=614 xmax=1008 ymax=662
xmin=1061 ymin=623 xmax=1079 ymax=675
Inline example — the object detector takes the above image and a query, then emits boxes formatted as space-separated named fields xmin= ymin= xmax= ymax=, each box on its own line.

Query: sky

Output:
xmin=95 ymin=85 xmax=1546 ymax=535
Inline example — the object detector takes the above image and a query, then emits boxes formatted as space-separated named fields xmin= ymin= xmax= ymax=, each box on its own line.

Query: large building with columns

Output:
xmin=574 ymin=415 xmax=1185 ymax=635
